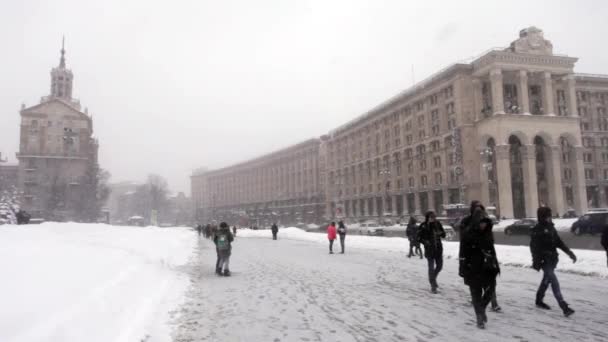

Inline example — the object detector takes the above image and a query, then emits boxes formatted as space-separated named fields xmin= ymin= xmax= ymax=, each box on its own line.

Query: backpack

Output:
xmin=216 ymin=233 xmax=230 ymax=251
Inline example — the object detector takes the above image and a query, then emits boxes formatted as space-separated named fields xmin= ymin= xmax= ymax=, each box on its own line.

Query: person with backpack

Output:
xmin=327 ymin=221 xmax=337 ymax=254
xmin=459 ymin=208 xmax=500 ymax=329
xmin=530 ymin=206 xmax=576 ymax=317
xmin=271 ymin=223 xmax=279 ymax=240
xmin=418 ymin=211 xmax=446 ymax=293
xmin=406 ymin=217 xmax=422 ymax=258
xmin=337 ymin=221 xmax=347 ymax=254
xmin=214 ymin=222 xmax=234 ymax=276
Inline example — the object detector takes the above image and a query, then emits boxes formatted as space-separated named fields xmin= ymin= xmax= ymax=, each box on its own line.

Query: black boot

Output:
xmin=216 ymin=268 xmax=222 ymax=276
xmin=223 ymin=269 xmax=231 ymax=277
xmin=536 ymin=293 xmax=551 ymax=310
xmin=476 ymin=314 xmax=485 ymax=329
xmin=559 ymin=301 xmax=575 ymax=317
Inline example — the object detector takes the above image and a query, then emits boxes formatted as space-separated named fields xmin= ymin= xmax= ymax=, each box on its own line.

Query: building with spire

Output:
xmin=16 ymin=39 xmax=100 ymax=220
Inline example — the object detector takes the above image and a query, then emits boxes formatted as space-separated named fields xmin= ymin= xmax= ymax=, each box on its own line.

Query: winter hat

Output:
xmin=220 ymin=222 xmax=228 ymax=229
xmin=537 ymin=207 xmax=552 ymax=222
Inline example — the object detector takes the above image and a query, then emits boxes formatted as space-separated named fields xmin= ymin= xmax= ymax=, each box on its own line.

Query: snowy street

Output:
xmin=175 ymin=231 xmax=608 ymax=342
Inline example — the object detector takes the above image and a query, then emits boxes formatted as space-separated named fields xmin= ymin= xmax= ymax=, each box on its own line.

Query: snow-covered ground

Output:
xmin=175 ymin=230 xmax=608 ymax=342
xmin=0 ymin=223 xmax=195 ymax=342
xmin=240 ymin=228 xmax=607 ymax=278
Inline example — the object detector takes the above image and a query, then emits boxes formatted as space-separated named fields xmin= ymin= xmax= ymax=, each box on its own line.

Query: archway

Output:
xmin=509 ymin=135 xmax=526 ymax=218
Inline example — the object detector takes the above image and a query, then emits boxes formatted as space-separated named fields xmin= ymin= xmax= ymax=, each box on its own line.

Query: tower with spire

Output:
xmin=50 ymin=37 xmax=74 ymax=101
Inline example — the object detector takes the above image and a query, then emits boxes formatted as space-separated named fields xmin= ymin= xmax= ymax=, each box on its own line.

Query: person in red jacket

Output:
xmin=327 ymin=221 xmax=337 ymax=254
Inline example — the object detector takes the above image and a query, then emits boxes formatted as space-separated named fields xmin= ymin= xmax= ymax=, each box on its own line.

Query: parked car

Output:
xmin=504 ymin=219 xmax=536 ymax=235
xmin=359 ymin=221 xmax=384 ymax=236
xmin=436 ymin=217 xmax=456 ymax=241
xmin=570 ymin=211 xmax=608 ymax=235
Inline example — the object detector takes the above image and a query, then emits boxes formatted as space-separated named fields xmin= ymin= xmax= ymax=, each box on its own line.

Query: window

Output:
xmin=432 ymin=125 xmax=440 ymax=136
xmin=446 ymin=103 xmax=455 ymax=114
xmin=578 ymin=107 xmax=588 ymax=117
xmin=434 ymin=172 xmax=442 ymax=185
xmin=431 ymin=110 xmax=439 ymax=122
xmin=581 ymin=122 xmax=590 ymax=131
xmin=604 ymin=169 xmax=608 ymax=180
xmin=430 ymin=94 xmax=438 ymax=105
xmin=433 ymin=156 xmax=442 ymax=168
xmin=405 ymin=149 xmax=413 ymax=159
xmin=603 ymin=138 xmax=608 ymax=147
xmin=420 ymin=159 xmax=427 ymax=170
xmin=405 ymin=121 xmax=412 ymax=131
xmin=407 ymin=162 xmax=413 ymax=173
xmin=418 ymin=130 xmax=426 ymax=139
xmin=430 ymin=141 xmax=440 ymax=151
xmin=584 ymin=153 xmax=593 ymax=163
xmin=583 ymin=138 xmax=593 ymax=147
xmin=585 ymin=169 xmax=594 ymax=180
xmin=556 ymin=90 xmax=566 ymax=103
xmin=444 ymin=86 xmax=454 ymax=98
xmin=564 ymin=168 xmax=572 ymax=181
xmin=603 ymin=152 xmax=608 ymax=163
xmin=406 ymin=135 xmax=413 ymax=145
xmin=558 ymin=106 xmax=568 ymax=116
xmin=408 ymin=177 xmax=415 ymax=188
xmin=421 ymin=175 xmax=428 ymax=186
xmin=417 ymin=115 xmax=425 ymax=126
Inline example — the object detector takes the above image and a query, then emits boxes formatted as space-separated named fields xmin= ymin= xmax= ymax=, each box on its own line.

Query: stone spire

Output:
xmin=50 ymin=36 xmax=74 ymax=100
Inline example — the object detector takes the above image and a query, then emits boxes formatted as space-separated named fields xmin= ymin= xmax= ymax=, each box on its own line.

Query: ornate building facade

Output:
xmin=192 ymin=27 xmax=608 ymax=222
xmin=17 ymin=41 xmax=100 ymax=220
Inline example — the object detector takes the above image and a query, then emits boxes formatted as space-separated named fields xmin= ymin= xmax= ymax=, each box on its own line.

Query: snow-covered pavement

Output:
xmin=0 ymin=223 xmax=195 ymax=342
xmin=175 ymin=230 xmax=608 ymax=342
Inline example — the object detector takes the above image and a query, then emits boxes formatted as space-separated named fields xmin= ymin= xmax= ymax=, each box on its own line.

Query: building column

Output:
xmin=572 ymin=147 xmax=588 ymax=215
xmin=490 ymin=69 xmax=505 ymax=115
xmin=546 ymin=145 xmax=566 ymax=216
xmin=479 ymin=161 xmax=490 ymax=206
xmin=472 ymin=78 xmax=483 ymax=120
xmin=565 ymin=75 xmax=578 ymax=117
xmin=352 ymin=199 xmax=358 ymax=217
xmin=495 ymin=145 xmax=514 ymax=218
xmin=391 ymin=195 xmax=398 ymax=216
xmin=413 ymin=192 xmax=421 ymax=215
xmin=441 ymin=188 xmax=449 ymax=215
xmin=519 ymin=70 xmax=530 ymax=114
xmin=542 ymin=72 xmax=555 ymax=115
xmin=521 ymin=145 xmax=539 ymax=218
xmin=428 ymin=190 xmax=435 ymax=214
xmin=402 ymin=194 xmax=409 ymax=216
xmin=371 ymin=196 xmax=377 ymax=216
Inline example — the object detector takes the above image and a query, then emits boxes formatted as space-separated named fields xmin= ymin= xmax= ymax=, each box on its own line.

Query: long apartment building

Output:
xmin=191 ymin=139 xmax=326 ymax=224
xmin=192 ymin=27 xmax=608 ymax=223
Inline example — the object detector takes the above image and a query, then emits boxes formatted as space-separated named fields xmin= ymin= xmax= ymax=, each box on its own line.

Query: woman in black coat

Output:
xmin=459 ymin=208 xmax=500 ymax=329
xmin=530 ymin=206 xmax=576 ymax=316
xmin=418 ymin=211 xmax=445 ymax=293
xmin=405 ymin=217 xmax=422 ymax=258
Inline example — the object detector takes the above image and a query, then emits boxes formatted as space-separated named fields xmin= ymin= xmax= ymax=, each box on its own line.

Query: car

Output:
xmin=570 ymin=211 xmax=608 ymax=235
xmin=504 ymin=219 xmax=536 ymax=235
xmin=443 ymin=225 xmax=456 ymax=241
xmin=359 ymin=221 xmax=384 ymax=236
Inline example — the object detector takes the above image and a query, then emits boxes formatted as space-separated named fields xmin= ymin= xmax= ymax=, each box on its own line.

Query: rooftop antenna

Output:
xmin=59 ymin=35 xmax=66 ymax=68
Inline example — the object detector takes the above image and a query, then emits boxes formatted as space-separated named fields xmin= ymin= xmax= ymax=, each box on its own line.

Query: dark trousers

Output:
xmin=469 ymin=278 xmax=496 ymax=318
xmin=215 ymin=247 xmax=220 ymax=272
xmin=329 ymin=239 xmax=335 ymax=252
xmin=339 ymin=235 xmax=345 ymax=253
xmin=272 ymin=232 xmax=277 ymax=240
xmin=426 ymin=253 xmax=443 ymax=288
xmin=537 ymin=263 xmax=564 ymax=303
xmin=408 ymin=241 xmax=422 ymax=258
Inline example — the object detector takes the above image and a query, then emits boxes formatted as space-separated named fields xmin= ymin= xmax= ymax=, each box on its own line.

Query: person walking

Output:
xmin=337 ymin=221 xmax=347 ymax=254
xmin=271 ymin=223 xmax=279 ymax=240
xmin=232 ymin=226 xmax=237 ymax=237
xmin=530 ymin=206 xmax=576 ymax=317
xmin=214 ymin=222 xmax=234 ymax=276
xmin=406 ymin=217 xmax=422 ymax=258
xmin=418 ymin=211 xmax=445 ymax=293
xmin=210 ymin=222 xmax=221 ymax=274
xmin=327 ymin=221 xmax=337 ymax=254
xmin=459 ymin=208 xmax=500 ymax=329
xmin=196 ymin=224 xmax=203 ymax=237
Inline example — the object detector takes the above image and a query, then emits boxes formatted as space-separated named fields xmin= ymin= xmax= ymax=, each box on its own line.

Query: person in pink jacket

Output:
xmin=327 ymin=221 xmax=337 ymax=254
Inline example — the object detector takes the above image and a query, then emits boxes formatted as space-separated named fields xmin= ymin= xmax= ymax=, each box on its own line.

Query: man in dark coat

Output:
xmin=405 ymin=217 xmax=422 ymax=258
xmin=459 ymin=208 xmax=500 ymax=329
xmin=337 ymin=221 xmax=347 ymax=254
xmin=214 ymin=222 xmax=234 ymax=276
xmin=418 ymin=211 xmax=445 ymax=293
xmin=530 ymin=206 xmax=576 ymax=317
xmin=271 ymin=223 xmax=279 ymax=240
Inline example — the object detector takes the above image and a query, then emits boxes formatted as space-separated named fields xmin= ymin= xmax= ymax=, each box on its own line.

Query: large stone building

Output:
xmin=16 ymin=41 xmax=100 ymax=220
xmin=191 ymin=139 xmax=326 ymax=225
xmin=192 ymin=27 xmax=608 ymax=222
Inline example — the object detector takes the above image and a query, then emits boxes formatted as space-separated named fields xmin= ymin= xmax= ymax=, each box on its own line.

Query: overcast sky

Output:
xmin=1 ymin=0 xmax=607 ymax=194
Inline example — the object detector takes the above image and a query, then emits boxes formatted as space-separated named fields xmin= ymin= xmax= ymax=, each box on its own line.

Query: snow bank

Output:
xmin=240 ymin=227 xmax=607 ymax=278
xmin=0 ymin=222 xmax=195 ymax=342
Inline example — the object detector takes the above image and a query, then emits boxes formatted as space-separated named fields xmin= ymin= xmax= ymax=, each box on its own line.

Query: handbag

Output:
xmin=481 ymin=250 xmax=499 ymax=272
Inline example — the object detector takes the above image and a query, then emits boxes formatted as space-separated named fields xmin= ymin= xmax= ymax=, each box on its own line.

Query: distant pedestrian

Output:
xmin=271 ymin=223 xmax=279 ymax=240
xmin=196 ymin=224 xmax=203 ymax=237
xmin=530 ymin=206 xmax=576 ymax=317
xmin=459 ymin=208 xmax=499 ymax=329
xmin=406 ymin=217 xmax=422 ymax=258
xmin=338 ymin=220 xmax=347 ymax=254
xmin=210 ymin=223 xmax=221 ymax=274
xmin=602 ymin=217 xmax=608 ymax=268
xmin=233 ymin=226 xmax=237 ymax=237
xmin=327 ymin=221 xmax=337 ymax=254
xmin=418 ymin=211 xmax=445 ymax=293
xmin=214 ymin=222 xmax=234 ymax=276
